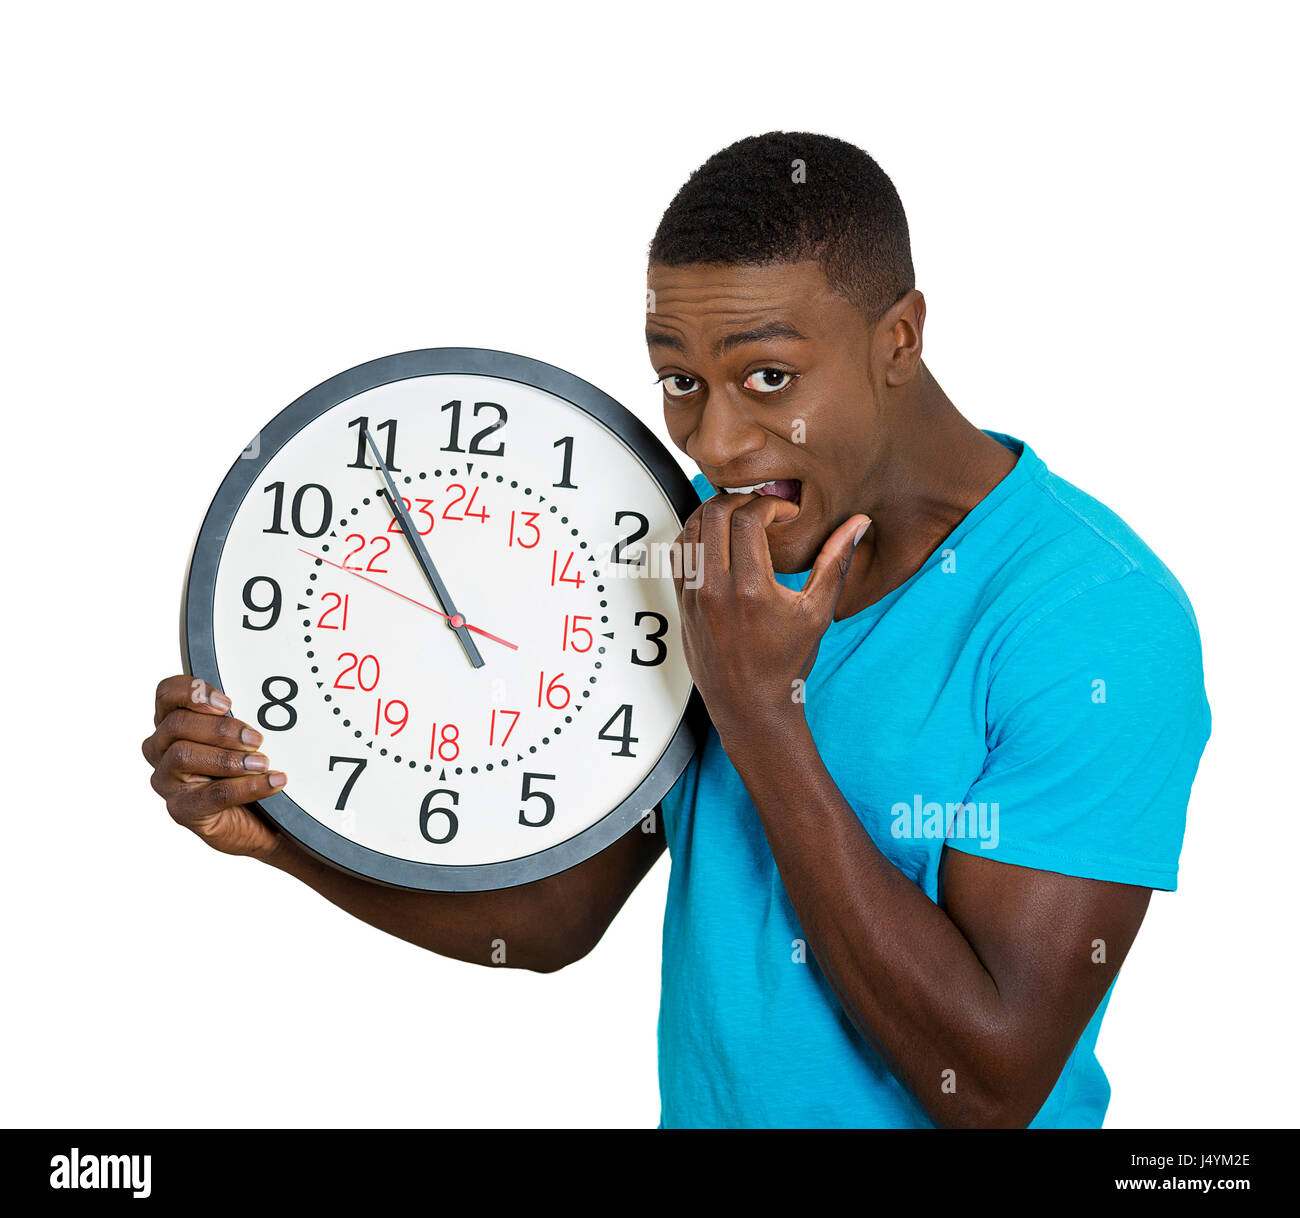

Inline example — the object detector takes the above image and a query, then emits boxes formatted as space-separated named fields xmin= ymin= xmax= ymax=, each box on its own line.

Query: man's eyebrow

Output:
xmin=644 ymin=321 xmax=811 ymax=358
xmin=645 ymin=328 xmax=686 ymax=353
xmin=712 ymin=322 xmax=809 ymax=357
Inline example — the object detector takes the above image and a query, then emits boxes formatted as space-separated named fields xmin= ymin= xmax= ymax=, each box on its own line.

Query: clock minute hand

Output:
xmin=365 ymin=428 xmax=485 ymax=670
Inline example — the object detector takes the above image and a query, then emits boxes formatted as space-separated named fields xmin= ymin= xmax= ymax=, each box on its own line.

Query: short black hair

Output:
xmin=648 ymin=131 xmax=915 ymax=325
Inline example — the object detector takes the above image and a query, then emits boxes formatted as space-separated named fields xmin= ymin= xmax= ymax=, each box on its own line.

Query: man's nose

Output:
xmin=687 ymin=388 xmax=766 ymax=473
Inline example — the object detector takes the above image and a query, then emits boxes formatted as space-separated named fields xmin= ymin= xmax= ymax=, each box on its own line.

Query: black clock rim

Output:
xmin=181 ymin=347 xmax=705 ymax=892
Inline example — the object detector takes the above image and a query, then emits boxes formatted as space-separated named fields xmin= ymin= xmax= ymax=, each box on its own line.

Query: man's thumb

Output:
xmin=803 ymin=514 xmax=871 ymax=609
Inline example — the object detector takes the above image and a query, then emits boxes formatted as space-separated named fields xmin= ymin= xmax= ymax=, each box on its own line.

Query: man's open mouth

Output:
xmin=717 ymin=478 xmax=802 ymax=506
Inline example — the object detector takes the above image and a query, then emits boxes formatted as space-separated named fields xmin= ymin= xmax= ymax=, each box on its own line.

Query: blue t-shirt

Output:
xmin=656 ymin=432 xmax=1211 ymax=1128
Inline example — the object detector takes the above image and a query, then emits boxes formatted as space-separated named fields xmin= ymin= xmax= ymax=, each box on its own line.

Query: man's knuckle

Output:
xmin=157 ymin=708 xmax=184 ymax=738
xmin=215 ymin=717 xmax=242 ymax=743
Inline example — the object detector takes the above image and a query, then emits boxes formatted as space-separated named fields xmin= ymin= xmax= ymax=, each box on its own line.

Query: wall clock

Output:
xmin=182 ymin=348 xmax=703 ymax=891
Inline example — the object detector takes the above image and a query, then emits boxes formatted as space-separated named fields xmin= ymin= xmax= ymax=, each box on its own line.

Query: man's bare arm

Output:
xmin=264 ymin=813 xmax=665 ymax=972
xmin=725 ymin=716 xmax=1151 ymax=1127
xmin=144 ymin=675 xmax=666 ymax=974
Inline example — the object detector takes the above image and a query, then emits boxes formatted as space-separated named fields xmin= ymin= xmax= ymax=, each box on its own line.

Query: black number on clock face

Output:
xmin=329 ymin=756 xmax=367 ymax=810
xmin=257 ymin=676 xmax=299 ymax=731
xmin=241 ymin=576 xmax=282 ymax=631
xmin=346 ymin=416 xmax=400 ymax=471
xmin=262 ymin=481 xmax=334 ymax=538
xmin=419 ymin=788 xmax=460 ymax=844
xmin=439 ymin=399 xmax=508 ymax=457
xmin=553 ymin=435 xmax=578 ymax=489
xmin=613 ymin=510 xmax=649 ymax=565
xmin=597 ymin=704 xmax=638 ymax=757
xmin=519 ymin=772 xmax=556 ymax=827
xmin=631 ymin=611 xmax=668 ymax=666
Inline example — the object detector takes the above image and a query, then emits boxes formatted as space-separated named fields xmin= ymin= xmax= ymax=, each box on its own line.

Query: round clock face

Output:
xmin=184 ymin=349 xmax=701 ymax=891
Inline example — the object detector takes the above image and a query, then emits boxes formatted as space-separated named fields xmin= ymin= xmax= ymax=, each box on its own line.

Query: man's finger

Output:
xmin=726 ymin=494 xmax=801 ymax=595
xmin=164 ymin=771 xmax=288 ymax=831
xmin=151 ymin=708 xmax=264 ymax=757
xmin=695 ymin=494 xmax=744 ymax=575
xmin=154 ymin=675 xmax=232 ymax=727
xmin=671 ymin=506 xmax=706 ymax=601
xmin=160 ymin=739 xmax=272 ymax=782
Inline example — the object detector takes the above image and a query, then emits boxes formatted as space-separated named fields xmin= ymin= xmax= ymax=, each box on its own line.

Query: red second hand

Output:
xmin=298 ymin=548 xmax=518 ymax=651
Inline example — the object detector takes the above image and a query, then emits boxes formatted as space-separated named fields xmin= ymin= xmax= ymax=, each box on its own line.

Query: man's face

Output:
xmin=646 ymin=259 xmax=886 ymax=574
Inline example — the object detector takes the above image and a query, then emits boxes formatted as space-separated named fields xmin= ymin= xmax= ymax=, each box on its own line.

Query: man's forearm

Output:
xmin=264 ymin=835 xmax=578 ymax=972
xmin=719 ymin=711 xmax=1032 ymax=1127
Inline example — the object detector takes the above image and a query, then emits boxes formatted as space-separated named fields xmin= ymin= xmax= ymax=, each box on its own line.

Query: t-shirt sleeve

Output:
xmin=945 ymin=571 xmax=1211 ymax=890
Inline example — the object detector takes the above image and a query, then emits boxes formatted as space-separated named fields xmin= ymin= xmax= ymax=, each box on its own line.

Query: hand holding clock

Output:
xmin=142 ymin=675 xmax=286 ymax=860
xmin=672 ymin=492 xmax=870 ymax=749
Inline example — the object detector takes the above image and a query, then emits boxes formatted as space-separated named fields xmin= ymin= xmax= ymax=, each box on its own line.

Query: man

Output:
xmin=142 ymin=131 xmax=1210 ymax=1128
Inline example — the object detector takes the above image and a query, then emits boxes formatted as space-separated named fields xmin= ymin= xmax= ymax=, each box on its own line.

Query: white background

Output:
xmin=2 ymin=1 xmax=1294 ymax=1129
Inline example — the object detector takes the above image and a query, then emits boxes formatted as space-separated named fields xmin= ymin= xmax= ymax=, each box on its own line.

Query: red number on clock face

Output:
xmin=335 ymin=653 xmax=381 ymax=691
xmin=343 ymin=534 xmax=390 ymax=573
xmin=385 ymin=498 xmax=436 ymax=535
xmin=430 ymin=722 xmax=461 ymax=761
xmin=509 ymin=510 xmax=541 ymax=548
xmin=551 ymin=550 xmax=584 ymax=588
xmin=489 ymin=708 xmax=520 ymax=746
xmin=317 ymin=592 xmax=349 ymax=629
xmin=563 ymin=614 xmax=593 ymax=651
xmin=442 ymin=484 xmax=489 ymax=522
xmin=375 ymin=698 xmax=408 ymax=736
xmin=537 ymin=671 xmax=571 ymax=710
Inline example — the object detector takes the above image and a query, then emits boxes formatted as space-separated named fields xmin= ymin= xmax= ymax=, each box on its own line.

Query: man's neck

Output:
xmin=834 ymin=368 xmax=1019 ymax=620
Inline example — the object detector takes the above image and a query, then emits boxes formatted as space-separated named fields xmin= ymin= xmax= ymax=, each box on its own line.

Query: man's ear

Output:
xmin=881 ymin=289 xmax=926 ymax=387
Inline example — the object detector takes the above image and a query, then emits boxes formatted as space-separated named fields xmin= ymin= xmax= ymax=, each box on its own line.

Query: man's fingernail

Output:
xmin=268 ymin=772 xmax=287 ymax=789
xmin=241 ymin=726 xmax=263 ymax=747
xmin=853 ymin=520 xmax=871 ymax=546
xmin=244 ymin=753 xmax=269 ymax=772
xmin=210 ymin=690 xmax=232 ymax=712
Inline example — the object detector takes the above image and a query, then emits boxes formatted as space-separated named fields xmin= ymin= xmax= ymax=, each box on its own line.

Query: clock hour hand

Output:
xmin=365 ymin=428 xmax=485 ymax=670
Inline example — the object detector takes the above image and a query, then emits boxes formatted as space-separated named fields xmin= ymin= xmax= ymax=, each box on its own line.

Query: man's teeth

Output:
xmin=720 ymin=479 xmax=801 ymax=503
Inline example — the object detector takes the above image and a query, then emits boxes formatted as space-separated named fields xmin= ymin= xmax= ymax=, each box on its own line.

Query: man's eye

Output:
xmin=659 ymin=375 xmax=699 ymax=398
xmin=743 ymin=368 xmax=795 ymax=394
